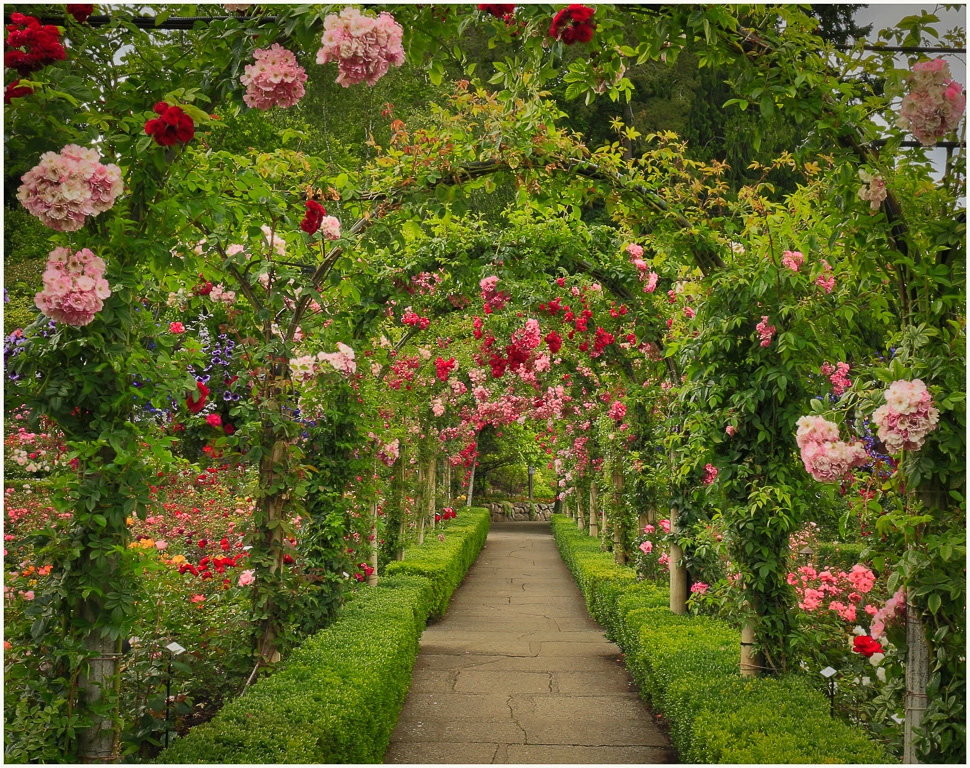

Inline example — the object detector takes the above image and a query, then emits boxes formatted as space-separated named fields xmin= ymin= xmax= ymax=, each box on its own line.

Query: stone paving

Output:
xmin=385 ymin=521 xmax=677 ymax=764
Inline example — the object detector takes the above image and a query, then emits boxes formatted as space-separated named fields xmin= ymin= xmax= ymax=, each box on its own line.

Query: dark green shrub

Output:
xmin=549 ymin=514 xmax=890 ymax=764
xmin=813 ymin=541 xmax=868 ymax=573
xmin=385 ymin=507 xmax=490 ymax=617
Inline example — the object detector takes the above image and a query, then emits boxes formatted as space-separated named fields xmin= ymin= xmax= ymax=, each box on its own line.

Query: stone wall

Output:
xmin=483 ymin=501 xmax=555 ymax=522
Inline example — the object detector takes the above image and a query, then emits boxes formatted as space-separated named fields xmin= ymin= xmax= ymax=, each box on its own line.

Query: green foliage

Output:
xmin=385 ymin=507 xmax=490 ymax=617
xmin=550 ymin=514 xmax=889 ymax=764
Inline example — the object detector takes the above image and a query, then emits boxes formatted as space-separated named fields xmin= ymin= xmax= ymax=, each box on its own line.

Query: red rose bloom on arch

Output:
xmin=549 ymin=4 xmax=595 ymax=45
xmin=300 ymin=199 xmax=326 ymax=234
xmin=67 ymin=5 xmax=95 ymax=24
xmin=4 ymin=13 xmax=66 ymax=77
xmin=144 ymin=102 xmax=195 ymax=146
xmin=186 ymin=381 xmax=208 ymax=414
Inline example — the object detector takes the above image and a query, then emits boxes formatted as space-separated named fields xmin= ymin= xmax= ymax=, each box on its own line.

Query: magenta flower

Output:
xmin=169 ymin=322 xmax=185 ymax=334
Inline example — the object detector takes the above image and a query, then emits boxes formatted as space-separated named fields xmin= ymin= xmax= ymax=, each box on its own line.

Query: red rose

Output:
xmin=4 ymin=78 xmax=34 ymax=104
xmin=300 ymin=199 xmax=326 ymax=234
xmin=67 ymin=5 xmax=95 ymax=23
xmin=4 ymin=15 xmax=66 ymax=76
xmin=549 ymin=4 xmax=596 ymax=45
xmin=852 ymin=635 xmax=883 ymax=658
xmin=478 ymin=4 xmax=515 ymax=20
xmin=186 ymin=381 xmax=208 ymax=414
xmin=145 ymin=102 xmax=195 ymax=147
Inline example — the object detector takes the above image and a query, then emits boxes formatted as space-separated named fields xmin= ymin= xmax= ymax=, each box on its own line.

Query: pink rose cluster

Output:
xmin=241 ymin=43 xmax=308 ymax=110
xmin=781 ymin=250 xmax=805 ymax=272
xmin=702 ymin=463 xmax=718 ymax=485
xmin=35 ymin=247 xmax=111 ymax=326
xmin=870 ymin=587 xmax=906 ymax=641
xmin=755 ymin=316 xmax=776 ymax=347
xmin=897 ymin=58 xmax=965 ymax=146
xmin=316 ymin=7 xmax=404 ymax=87
xmin=795 ymin=415 xmax=868 ymax=482
xmin=18 ymin=144 xmax=123 ymax=231
xmin=788 ymin=563 xmax=878 ymax=623
xmin=480 ymin=275 xmax=510 ymax=314
xmin=871 ymin=379 xmax=939 ymax=453
xmin=608 ymin=399 xmax=626 ymax=422
xmin=317 ymin=342 xmax=357 ymax=376
xmin=820 ymin=361 xmax=851 ymax=396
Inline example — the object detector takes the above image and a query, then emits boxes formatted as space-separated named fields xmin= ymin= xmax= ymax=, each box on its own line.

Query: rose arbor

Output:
xmin=4 ymin=4 xmax=965 ymax=764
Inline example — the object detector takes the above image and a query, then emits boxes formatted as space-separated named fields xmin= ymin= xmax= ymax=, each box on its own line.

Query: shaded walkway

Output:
xmin=385 ymin=522 xmax=676 ymax=764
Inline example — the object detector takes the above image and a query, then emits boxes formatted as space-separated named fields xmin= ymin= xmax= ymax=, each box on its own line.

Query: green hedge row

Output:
xmin=385 ymin=507 xmax=491 ymax=617
xmin=160 ymin=508 xmax=490 ymax=763
xmin=550 ymin=515 xmax=890 ymax=764
xmin=814 ymin=541 xmax=868 ymax=573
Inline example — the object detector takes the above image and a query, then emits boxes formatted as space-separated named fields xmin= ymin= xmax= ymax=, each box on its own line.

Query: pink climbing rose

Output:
xmin=795 ymin=415 xmax=868 ymax=482
xmin=238 ymin=569 xmax=255 ymax=587
xmin=18 ymin=144 xmax=123 ymax=231
xmin=702 ymin=463 xmax=718 ymax=485
xmin=241 ymin=43 xmax=308 ymax=110
xmin=857 ymin=169 xmax=887 ymax=212
xmin=316 ymin=7 xmax=405 ymax=87
xmin=781 ymin=250 xmax=805 ymax=271
xmin=871 ymin=379 xmax=939 ymax=453
xmin=35 ymin=247 xmax=111 ymax=326
xmin=639 ymin=540 xmax=653 ymax=555
xmin=897 ymin=58 xmax=966 ymax=146
xmin=756 ymin=316 xmax=776 ymax=347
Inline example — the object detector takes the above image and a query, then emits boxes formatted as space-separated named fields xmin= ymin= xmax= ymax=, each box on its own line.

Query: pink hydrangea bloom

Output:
xmin=316 ymin=7 xmax=405 ymax=87
xmin=897 ymin=58 xmax=966 ymax=145
xmin=872 ymin=379 xmax=939 ymax=453
xmin=781 ymin=250 xmax=805 ymax=271
xmin=35 ymin=247 xmax=111 ymax=326
xmin=18 ymin=144 xmax=123 ymax=231
xmin=241 ymin=43 xmax=308 ymax=110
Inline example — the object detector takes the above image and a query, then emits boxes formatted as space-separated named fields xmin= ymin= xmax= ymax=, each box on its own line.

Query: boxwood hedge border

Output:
xmin=550 ymin=514 xmax=890 ymax=764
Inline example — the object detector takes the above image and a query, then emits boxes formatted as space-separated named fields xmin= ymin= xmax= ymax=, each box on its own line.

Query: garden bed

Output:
xmin=158 ymin=508 xmax=490 ymax=763
xmin=550 ymin=515 xmax=890 ymax=764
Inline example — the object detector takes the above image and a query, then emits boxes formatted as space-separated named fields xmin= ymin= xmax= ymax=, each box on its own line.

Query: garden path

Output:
xmin=385 ymin=521 xmax=676 ymax=764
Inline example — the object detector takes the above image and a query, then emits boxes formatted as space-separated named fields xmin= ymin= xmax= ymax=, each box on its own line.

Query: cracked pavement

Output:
xmin=384 ymin=522 xmax=677 ymax=764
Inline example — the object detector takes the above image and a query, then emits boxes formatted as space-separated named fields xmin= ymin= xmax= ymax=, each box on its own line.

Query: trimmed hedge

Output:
xmin=160 ymin=508 xmax=490 ymax=763
xmin=385 ymin=507 xmax=491 ymax=617
xmin=550 ymin=515 xmax=890 ymax=764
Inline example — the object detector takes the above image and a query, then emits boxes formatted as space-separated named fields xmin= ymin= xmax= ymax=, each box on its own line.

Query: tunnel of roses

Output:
xmin=2 ymin=3 xmax=965 ymax=764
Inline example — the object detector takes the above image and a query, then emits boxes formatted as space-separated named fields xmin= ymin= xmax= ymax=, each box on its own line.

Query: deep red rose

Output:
xmin=67 ymin=5 xmax=95 ymax=23
xmin=4 ymin=78 xmax=33 ymax=104
xmin=852 ymin=635 xmax=884 ymax=658
xmin=549 ymin=4 xmax=596 ymax=45
xmin=478 ymin=4 xmax=515 ymax=19
xmin=4 ymin=14 xmax=66 ymax=76
xmin=186 ymin=381 xmax=208 ymax=414
xmin=145 ymin=103 xmax=195 ymax=146
xmin=300 ymin=199 xmax=326 ymax=234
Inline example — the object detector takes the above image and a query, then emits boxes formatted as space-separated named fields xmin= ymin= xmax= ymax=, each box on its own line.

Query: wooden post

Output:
xmin=740 ymin=620 xmax=759 ymax=677
xmin=668 ymin=507 xmax=688 ymax=615
xmin=77 ymin=610 xmax=122 ymax=762
xmin=367 ymin=457 xmax=379 ymax=586
xmin=417 ymin=459 xmax=426 ymax=546
xmin=466 ymin=460 xmax=476 ymax=507
xmin=588 ymin=483 xmax=599 ymax=538
xmin=576 ymin=489 xmax=586 ymax=531
xmin=903 ymin=602 xmax=930 ymax=762
xmin=612 ymin=467 xmax=626 ymax=564
xmin=394 ymin=442 xmax=408 ymax=561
